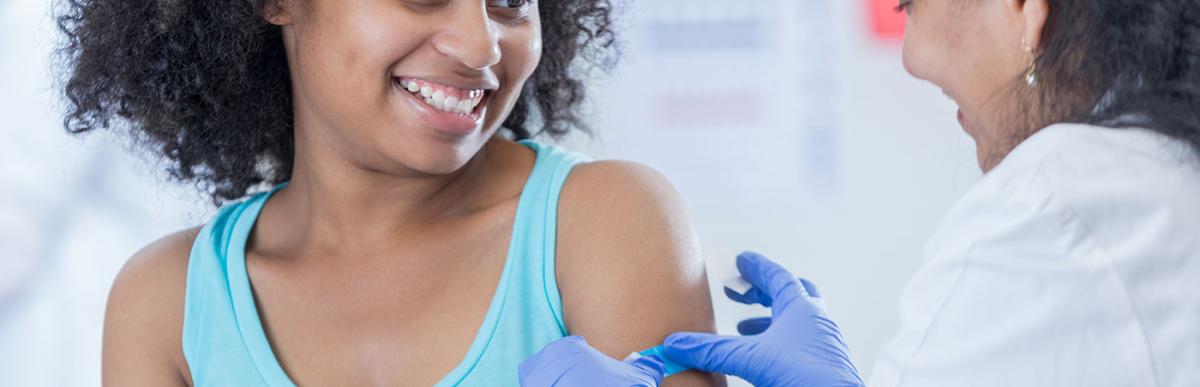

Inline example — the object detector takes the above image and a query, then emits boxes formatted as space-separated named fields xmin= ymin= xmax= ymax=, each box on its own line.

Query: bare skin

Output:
xmin=103 ymin=140 xmax=721 ymax=386
xmin=102 ymin=0 xmax=721 ymax=385
xmin=900 ymin=0 xmax=1050 ymax=171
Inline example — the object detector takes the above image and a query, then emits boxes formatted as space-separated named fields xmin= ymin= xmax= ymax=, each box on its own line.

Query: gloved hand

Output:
xmin=518 ymin=336 xmax=665 ymax=387
xmin=662 ymin=252 xmax=865 ymax=387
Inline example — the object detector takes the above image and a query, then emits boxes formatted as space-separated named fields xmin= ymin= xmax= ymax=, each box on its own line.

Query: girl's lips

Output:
xmin=394 ymin=79 xmax=490 ymax=137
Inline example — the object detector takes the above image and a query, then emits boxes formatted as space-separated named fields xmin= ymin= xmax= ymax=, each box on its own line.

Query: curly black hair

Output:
xmin=1018 ymin=0 xmax=1200 ymax=151
xmin=56 ymin=0 xmax=619 ymax=204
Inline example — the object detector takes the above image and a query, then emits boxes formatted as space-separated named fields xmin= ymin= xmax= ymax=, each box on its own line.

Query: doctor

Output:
xmin=520 ymin=0 xmax=1200 ymax=385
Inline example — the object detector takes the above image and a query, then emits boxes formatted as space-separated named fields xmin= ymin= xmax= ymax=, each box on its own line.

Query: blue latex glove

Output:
xmin=519 ymin=336 xmax=665 ymax=387
xmin=662 ymin=252 xmax=866 ymax=387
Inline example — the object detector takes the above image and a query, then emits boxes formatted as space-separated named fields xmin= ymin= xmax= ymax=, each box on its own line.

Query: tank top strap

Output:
xmin=435 ymin=140 xmax=591 ymax=386
xmin=183 ymin=187 xmax=288 ymax=386
xmin=510 ymin=139 xmax=591 ymax=333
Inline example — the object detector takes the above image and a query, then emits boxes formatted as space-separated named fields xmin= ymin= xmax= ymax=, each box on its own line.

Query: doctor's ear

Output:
xmin=1006 ymin=0 xmax=1050 ymax=50
xmin=261 ymin=0 xmax=295 ymax=26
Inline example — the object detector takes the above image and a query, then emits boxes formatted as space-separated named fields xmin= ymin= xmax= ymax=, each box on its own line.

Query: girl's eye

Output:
xmin=487 ymin=0 xmax=533 ymax=20
xmin=895 ymin=0 xmax=913 ymax=14
xmin=489 ymin=0 xmax=531 ymax=9
xmin=404 ymin=0 xmax=448 ymax=6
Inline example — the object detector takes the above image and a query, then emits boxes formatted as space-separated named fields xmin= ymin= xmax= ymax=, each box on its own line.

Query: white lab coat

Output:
xmin=871 ymin=123 xmax=1200 ymax=387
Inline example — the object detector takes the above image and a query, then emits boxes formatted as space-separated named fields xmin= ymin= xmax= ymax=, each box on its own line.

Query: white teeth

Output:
xmin=400 ymin=79 xmax=485 ymax=114
xmin=431 ymin=91 xmax=446 ymax=108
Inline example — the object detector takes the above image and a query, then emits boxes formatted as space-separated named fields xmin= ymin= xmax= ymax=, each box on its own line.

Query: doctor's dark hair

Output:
xmin=56 ymin=0 xmax=618 ymax=204
xmin=1020 ymin=0 xmax=1200 ymax=152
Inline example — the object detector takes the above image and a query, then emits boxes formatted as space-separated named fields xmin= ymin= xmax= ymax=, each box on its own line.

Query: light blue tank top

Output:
xmin=182 ymin=141 xmax=587 ymax=386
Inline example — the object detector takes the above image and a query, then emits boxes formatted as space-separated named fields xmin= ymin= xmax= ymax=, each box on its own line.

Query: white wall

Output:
xmin=0 ymin=0 xmax=981 ymax=385
xmin=0 ymin=1 xmax=207 ymax=385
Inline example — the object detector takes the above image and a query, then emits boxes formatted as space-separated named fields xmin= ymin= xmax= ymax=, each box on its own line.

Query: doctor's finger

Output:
xmin=662 ymin=332 xmax=753 ymax=376
xmin=518 ymin=336 xmax=589 ymax=376
xmin=736 ymin=317 xmax=772 ymax=336
xmin=628 ymin=354 xmax=667 ymax=384
xmin=725 ymin=276 xmax=822 ymax=308
xmin=736 ymin=252 xmax=804 ymax=307
xmin=799 ymin=278 xmax=822 ymax=298
xmin=724 ymin=284 xmax=773 ymax=307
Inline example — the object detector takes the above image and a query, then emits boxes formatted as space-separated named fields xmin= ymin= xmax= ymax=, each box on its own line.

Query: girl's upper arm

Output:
xmin=103 ymin=228 xmax=197 ymax=387
xmin=556 ymin=161 xmax=725 ymax=386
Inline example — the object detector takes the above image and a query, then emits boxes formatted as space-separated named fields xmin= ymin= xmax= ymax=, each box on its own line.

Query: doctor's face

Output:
xmin=899 ymin=0 xmax=1039 ymax=171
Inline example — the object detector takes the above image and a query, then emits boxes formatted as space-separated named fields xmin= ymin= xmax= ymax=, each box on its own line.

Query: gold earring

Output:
xmin=1022 ymin=37 xmax=1039 ymax=87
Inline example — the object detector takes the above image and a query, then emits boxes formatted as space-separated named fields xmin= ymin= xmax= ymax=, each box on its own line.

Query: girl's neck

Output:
xmin=259 ymin=136 xmax=502 ymax=258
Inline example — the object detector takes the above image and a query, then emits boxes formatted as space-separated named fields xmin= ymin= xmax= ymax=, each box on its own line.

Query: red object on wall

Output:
xmin=868 ymin=0 xmax=907 ymax=40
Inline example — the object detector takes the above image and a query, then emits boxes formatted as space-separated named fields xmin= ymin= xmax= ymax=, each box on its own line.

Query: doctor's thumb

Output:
xmin=661 ymin=332 xmax=751 ymax=376
xmin=629 ymin=354 xmax=667 ymax=384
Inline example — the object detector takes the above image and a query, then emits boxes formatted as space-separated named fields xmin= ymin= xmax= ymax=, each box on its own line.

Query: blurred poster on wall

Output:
xmin=593 ymin=0 xmax=844 ymax=209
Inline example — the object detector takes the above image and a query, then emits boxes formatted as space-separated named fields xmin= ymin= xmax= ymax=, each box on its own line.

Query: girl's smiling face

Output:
xmin=269 ymin=0 xmax=543 ymax=175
